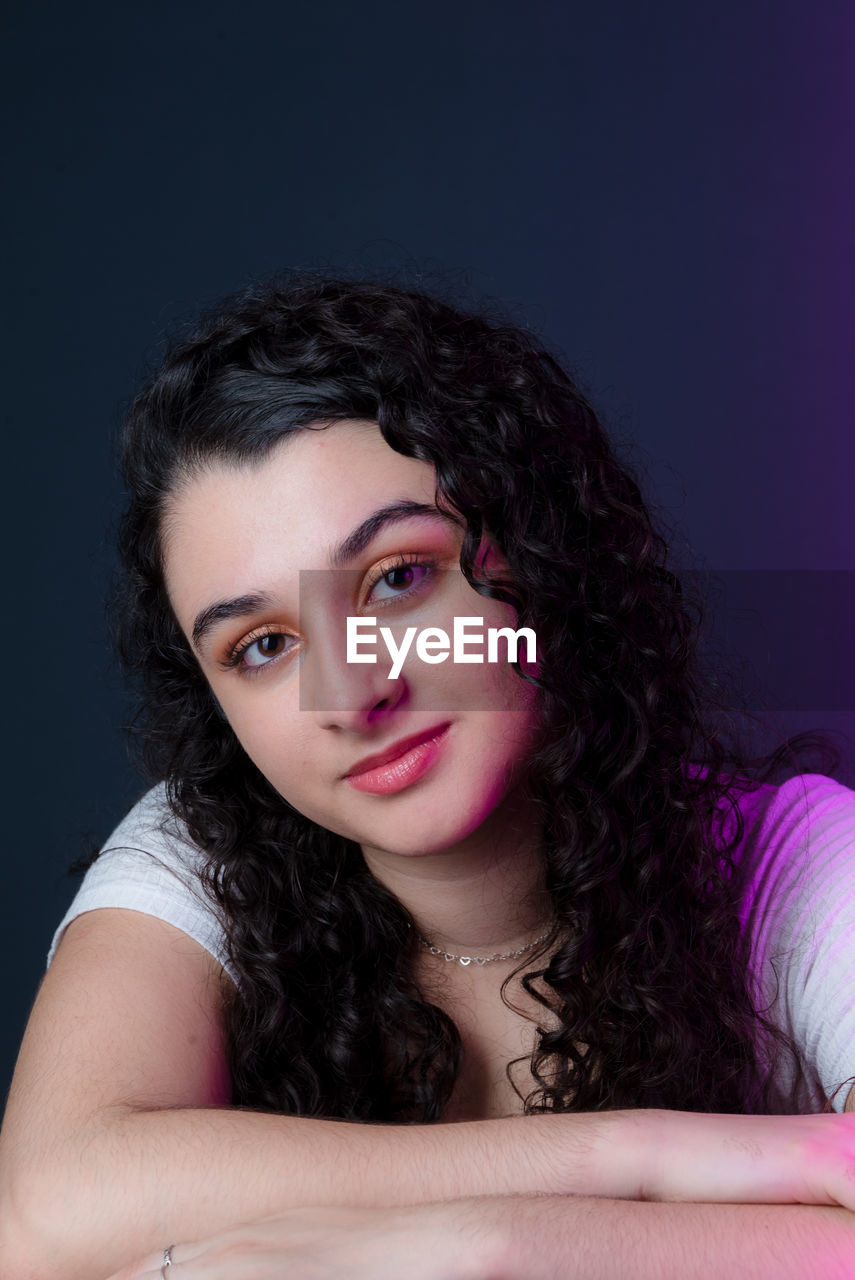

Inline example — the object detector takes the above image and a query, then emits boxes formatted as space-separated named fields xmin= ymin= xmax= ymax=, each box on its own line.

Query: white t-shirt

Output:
xmin=47 ymin=772 xmax=855 ymax=1114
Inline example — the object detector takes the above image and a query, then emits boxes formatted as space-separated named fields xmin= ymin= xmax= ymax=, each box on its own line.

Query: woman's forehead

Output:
xmin=166 ymin=420 xmax=437 ymax=535
xmin=160 ymin=419 xmax=444 ymax=617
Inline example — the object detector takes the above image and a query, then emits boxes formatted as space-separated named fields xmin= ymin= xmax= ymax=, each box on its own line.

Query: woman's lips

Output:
xmin=343 ymin=724 xmax=451 ymax=795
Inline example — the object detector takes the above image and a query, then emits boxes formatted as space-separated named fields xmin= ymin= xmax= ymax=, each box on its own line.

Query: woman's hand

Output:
xmin=636 ymin=1109 xmax=855 ymax=1210
xmin=105 ymin=1201 xmax=499 ymax=1280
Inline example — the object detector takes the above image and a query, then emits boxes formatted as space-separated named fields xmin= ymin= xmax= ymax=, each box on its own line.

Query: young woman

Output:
xmin=1 ymin=273 xmax=854 ymax=1279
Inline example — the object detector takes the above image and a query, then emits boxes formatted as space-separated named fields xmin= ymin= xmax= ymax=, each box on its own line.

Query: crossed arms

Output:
xmin=1 ymin=909 xmax=854 ymax=1279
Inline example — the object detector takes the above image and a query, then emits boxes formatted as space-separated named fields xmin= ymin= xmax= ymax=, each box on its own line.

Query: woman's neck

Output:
xmin=359 ymin=786 xmax=549 ymax=955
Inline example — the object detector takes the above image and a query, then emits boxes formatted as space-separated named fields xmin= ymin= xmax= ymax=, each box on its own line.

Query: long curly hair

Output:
xmin=116 ymin=269 xmax=840 ymax=1122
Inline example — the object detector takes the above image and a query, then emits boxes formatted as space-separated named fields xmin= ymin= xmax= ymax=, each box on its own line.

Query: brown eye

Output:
xmin=367 ymin=561 xmax=433 ymax=603
xmin=242 ymin=633 xmax=290 ymax=669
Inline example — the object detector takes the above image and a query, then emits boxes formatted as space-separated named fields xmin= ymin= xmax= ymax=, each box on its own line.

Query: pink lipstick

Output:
xmin=343 ymin=723 xmax=451 ymax=795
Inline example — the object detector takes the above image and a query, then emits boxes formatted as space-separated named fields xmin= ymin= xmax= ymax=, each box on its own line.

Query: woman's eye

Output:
xmin=240 ymin=633 xmax=291 ymax=669
xmin=227 ymin=562 xmax=435 ymax=673
xmin=367 ymin=562 xmax=433 ymax=604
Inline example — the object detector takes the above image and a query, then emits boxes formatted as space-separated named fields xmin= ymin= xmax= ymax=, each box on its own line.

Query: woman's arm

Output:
xmin=0 ymin=908 xmax=633 ymax=1279
xmin=487 ymin=1195 xmax=855 ymax=1280
xmin=104 ymin=1198 xmax=855 ymax=1280
xmin=3 ymin=908 xmax=854 ymax=1279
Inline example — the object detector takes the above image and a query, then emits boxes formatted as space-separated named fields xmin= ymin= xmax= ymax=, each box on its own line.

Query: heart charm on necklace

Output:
xmin=415 ymin=923 xmax=555 ymax=967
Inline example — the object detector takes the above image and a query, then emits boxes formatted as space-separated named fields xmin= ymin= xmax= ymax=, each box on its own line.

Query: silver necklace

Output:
xmin=414 ymin=924 xmax=553 ymax=967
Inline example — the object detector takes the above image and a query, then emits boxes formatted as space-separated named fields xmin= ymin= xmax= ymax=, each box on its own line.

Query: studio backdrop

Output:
xmin=3 ymin=0 xmax=853 ymax=1099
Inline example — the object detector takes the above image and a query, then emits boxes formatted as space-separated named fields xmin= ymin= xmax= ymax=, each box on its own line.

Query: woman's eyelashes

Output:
xmin=221 ymin=628 xmax=296 ymax=675
xmin=361 ymin=553 xmax=437 ymax=607
xmin=222 ymin=555 xmax=439 ymax=676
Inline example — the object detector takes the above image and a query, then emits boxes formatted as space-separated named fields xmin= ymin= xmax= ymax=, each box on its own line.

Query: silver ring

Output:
xmin=161 ymin=1244 xmax=175 ymax=1277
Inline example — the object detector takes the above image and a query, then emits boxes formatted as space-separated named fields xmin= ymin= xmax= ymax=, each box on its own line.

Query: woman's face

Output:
xmin=162 ymin=419 xmax=543 ymax=861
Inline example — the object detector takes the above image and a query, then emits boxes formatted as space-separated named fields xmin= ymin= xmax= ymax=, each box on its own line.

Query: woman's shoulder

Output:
xmin=687 ymin=761 xmax=855 ymax=870
xmin=727 ymin=771 xmax=855 ymax=1113
xmin=47 ymin=782 xmax=231 ymax=978
xmin=726 ymin=768 xmax=855 ymax=980
xmin=728 ymin=770 xmax=855 ymax=874
xmin=79 ymin=781 xmax=214 ymax=900
xmin=99 ymin=781 xmax=203 ymax=864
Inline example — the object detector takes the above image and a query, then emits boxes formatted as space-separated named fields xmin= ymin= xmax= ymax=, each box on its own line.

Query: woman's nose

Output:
xmin=295 ymin=582 xmax=408 ymax=726
xmin=302 ymin=630 xmax=408 ymax=729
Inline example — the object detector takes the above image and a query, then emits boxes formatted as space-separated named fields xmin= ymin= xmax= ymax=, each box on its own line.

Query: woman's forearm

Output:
xmin=0 ymin=1104 xmax=631 ymax=1280
xmin=477 ymin=1195 xmax=855 ymax=1280
xmin=6 ymin=1103 xmax=853 ymax=1279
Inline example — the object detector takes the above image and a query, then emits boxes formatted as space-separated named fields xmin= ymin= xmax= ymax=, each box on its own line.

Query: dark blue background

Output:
xmin=3 ymin=0 xmax=853 ymax=1099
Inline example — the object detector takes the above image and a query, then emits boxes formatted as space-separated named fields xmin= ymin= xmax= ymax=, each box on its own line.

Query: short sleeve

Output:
xmin=47 ymin=783 xmax=234 ymax=983
xmin=738 ymin=772 xmax=855 ymax=1113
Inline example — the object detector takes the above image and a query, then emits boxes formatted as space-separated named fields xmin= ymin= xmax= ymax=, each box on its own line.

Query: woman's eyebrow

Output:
xmin=328 ymin=500 xmax=461 ymax=569
xmin=192 ymin=593 xmax=274 ymax=652
xmin=190 ymin=501 xmax=460 ymax=655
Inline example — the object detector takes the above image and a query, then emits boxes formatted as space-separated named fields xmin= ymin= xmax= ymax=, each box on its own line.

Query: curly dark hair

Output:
xmin=115 ymin=268 xmax=842 ymax=1122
